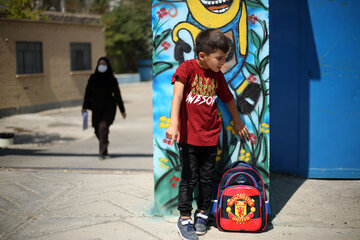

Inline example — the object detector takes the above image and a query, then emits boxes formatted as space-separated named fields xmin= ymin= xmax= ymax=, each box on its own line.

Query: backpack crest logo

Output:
xmin=226 ymin=193 xmax=256 ymax=224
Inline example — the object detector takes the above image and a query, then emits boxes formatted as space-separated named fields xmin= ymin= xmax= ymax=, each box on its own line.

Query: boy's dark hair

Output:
xmin=195 ymin=29 xmax=230 ymax=56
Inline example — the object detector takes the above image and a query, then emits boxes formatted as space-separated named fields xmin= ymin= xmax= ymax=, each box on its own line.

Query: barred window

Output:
xmin=16 ymin=42 xmax=43 ymax=74
xmin=70 ymin=43 xmax=91 ymax=71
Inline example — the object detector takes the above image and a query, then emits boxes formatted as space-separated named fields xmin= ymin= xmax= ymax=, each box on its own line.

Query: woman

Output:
xmin=82 ymin=57 xmax=126 ymax=159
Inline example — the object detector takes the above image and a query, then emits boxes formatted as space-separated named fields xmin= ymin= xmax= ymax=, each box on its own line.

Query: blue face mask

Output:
xmin=97 ymin=64 xmax=108 ymax=73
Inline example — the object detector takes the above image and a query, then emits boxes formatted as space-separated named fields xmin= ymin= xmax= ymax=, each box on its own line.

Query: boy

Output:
xmin=166 ymin=29 xmax=249 ymax=240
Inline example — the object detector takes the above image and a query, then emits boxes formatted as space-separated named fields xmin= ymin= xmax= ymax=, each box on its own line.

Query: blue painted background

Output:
xmin=270 ymin=0 xmax=360 ymax=178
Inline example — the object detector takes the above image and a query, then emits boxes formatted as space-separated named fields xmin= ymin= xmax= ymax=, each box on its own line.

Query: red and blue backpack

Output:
xmin=211 ymin=161 xmax=270 ymax=232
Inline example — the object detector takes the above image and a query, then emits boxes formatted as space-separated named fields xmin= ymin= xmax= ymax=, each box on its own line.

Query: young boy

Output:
xmin=166 ymin=29 xmax=249 ymax=240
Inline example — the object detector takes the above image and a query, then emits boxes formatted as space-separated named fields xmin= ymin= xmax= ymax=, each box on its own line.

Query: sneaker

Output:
xmin=194 ymin=211 xmax=208 ymax=235
xmin=176 ymin=218 xmax=198 ymax=240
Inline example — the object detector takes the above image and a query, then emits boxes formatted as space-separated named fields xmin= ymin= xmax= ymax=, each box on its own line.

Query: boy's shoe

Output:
xmin=176 ymin=218 xmax=198 ymax=240
xmin=194 ymin=211 xmax=208 ymax=235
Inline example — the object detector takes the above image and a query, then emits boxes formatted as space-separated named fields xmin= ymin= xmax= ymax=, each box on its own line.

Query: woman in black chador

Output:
xmin=82 ymin=57 xmax=126 ymax=159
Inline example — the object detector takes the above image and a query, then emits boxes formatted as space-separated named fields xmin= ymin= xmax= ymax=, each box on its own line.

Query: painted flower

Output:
xmin=260 ymin=123 xmax=270 ymax=134
xmin=226 ymin=121 xmax=236 ymax=135
xmin=249 ymin=14 xmax=258 ymax=24
xmin=216 ymin=148 xmax=222 ymax=162
xmin=170 ymin=175 xmax=180 ymax=188
xmin=159 ymin=116 xmax=171 ymax=128
xmin=157 ymin=7 xmax=168 ymax=18
xmin=161 ymin=41 xmax=171 ymax=50
xmin=162 ymin=137 xmax=172 ymax=145
xmin=239 ymin=149 xmax=251 ymax=162
xmin=247 ymin=133 xmax=257 ymax=145
xmin=247 ymin=74 xmax=257 ymax=83
xmin=159 ymin=157 xmax=169 ymax=170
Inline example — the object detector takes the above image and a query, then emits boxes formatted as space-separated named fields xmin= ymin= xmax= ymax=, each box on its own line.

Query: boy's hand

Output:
xmin=166 ymin=125 xmax=180 ymax=146
xmin=225 ymin=100 xmax=249 ymax=139
xmin=233 ymin=120 xmax=249 ymax=139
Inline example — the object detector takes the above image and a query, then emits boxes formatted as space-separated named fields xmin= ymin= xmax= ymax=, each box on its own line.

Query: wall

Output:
xmin=0 ymin=18 xmax=105 ymax=116
xmin=152 ymin=0 xmax=270 ymax=214
xmin=270 ymin=0 xmax=360 ymax=178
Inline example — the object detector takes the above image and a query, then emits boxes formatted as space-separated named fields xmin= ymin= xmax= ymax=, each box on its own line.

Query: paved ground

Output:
xmin=0 ymin=81 xmax=359 ymax=240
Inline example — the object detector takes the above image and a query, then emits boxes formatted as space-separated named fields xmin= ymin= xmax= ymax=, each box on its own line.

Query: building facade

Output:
xmin=0 ymin=17 xmax=105 ymax=116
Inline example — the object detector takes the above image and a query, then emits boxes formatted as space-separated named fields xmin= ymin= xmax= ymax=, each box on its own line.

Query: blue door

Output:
xmin=270 ymin=0 xmax=360 ymax=178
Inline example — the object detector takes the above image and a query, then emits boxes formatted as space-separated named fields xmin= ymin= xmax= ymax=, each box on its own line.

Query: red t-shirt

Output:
xmin=171 ymin=59 xmax=234 ymax=146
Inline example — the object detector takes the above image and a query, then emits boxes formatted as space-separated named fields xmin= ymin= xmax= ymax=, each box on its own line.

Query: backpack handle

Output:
xmin=224 ymin=172 xmax=258 ymax=188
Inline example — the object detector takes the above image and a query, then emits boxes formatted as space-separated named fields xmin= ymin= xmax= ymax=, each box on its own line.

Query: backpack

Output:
xmin=214 ymin=161 xmax=270 ymax=232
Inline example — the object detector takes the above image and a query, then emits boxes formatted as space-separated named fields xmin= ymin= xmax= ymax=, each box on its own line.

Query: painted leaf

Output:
xmin=260 ymin=20 xmax=269 ymax=45
xmin=153 ymin=29 xmax=171 ymax=49
xmin=246 ymin=0 xmax=269 ymax=10
xmin=153 ymin=61 xmax=173 ymax=77
xmin=250 ymin=29 xmax=262 ymax=51
xmin=261 ymin=133 xmax=268 ymax=163
xmin=260 ymin=56 xmax=269 ymax=74
xmin=244 ymin=62 xmax=258 ymax=76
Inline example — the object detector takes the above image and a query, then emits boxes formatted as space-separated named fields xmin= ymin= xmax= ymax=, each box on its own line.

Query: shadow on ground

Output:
xmin=269 ymin=173 xmax=306 ymax=219
xmin=0 ymin=148 xmax=152 ymax=158
xmin=13 ymin=133 xmax=76 ymax=145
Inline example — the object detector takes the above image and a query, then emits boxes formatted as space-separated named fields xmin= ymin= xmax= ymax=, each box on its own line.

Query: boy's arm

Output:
xmin=226 ymin=99 xmax=249 ymax=138
xmin=166 ymin=79 xmax=185 ymax=146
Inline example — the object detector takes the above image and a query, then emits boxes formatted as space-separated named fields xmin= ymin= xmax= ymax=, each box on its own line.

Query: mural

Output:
xmin=152 ymin=0 xmax=269 ymax=214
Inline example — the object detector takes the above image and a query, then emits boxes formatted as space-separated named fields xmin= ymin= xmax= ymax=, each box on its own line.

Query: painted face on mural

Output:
xmin=200 ymin=0 xmax=234 ymax=14
xmin=198 ymin=49 xmax=227 ymax=72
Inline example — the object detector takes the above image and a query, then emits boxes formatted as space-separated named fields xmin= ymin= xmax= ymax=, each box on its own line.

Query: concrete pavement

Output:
xmin=0 ymin=81 xmax=359 ymax=240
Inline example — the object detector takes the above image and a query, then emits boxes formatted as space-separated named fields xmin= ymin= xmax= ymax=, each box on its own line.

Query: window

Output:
xmin=70 ymin=43 xmax=91 ymax=71
xmin=16 ymin=42 xmax=43 ymax=74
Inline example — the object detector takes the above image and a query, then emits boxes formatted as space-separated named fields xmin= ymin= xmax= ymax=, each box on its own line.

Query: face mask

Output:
xmin=97 ymin=64 xmax=108 ymax=73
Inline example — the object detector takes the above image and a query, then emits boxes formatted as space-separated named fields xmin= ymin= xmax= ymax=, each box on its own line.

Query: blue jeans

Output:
xmin=177 ymin=143 xmax=217 ymax=217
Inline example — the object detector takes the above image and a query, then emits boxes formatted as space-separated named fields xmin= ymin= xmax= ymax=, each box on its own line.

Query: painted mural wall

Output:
xmin=152 ymin=0 xmax=269 ymax=214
